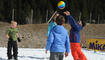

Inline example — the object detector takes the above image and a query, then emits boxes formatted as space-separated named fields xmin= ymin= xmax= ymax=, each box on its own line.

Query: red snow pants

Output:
xmin=71 ymin=43 xmax=87 ymax=60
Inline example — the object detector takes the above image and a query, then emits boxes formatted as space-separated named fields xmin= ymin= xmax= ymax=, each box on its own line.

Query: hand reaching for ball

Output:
xmin=64 ymin=11 xmax=70 ymax=16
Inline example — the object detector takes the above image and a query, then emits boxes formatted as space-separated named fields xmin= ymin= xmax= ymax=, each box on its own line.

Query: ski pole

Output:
xmin=47 ymin=11 xmax=57 ymax=24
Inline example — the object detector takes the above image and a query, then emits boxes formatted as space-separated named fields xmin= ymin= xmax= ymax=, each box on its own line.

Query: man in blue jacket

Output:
xmin=64 ymin=11 xmax=87 ymax=60
xmin=46 ymin=15 xmax=70 ymax=60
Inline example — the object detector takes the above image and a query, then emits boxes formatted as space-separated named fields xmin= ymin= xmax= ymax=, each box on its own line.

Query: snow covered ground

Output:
xmin=0 ymin=47 xmax=105 ymax=60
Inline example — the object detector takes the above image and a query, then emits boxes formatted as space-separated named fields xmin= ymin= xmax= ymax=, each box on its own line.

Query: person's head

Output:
xmin=11 ymin=21 xmax=17 ymax=28
xmin=53 ymin=13 xmax=59 ymax=22
xmin=78 ymin=20 xmax=86 ymax=27
xmin=56 ymin=15 xmax=65 ymax=25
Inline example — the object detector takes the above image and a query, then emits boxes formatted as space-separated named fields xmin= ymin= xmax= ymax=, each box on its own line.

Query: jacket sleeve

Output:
xmin=67 ymin=15 xmax=82 ymax=30
xmin=46 ymin=23 xmax=52 ymax=36
xmin=46 ymin=22 xmax=56 ymax=36
xmin=65 ymin=33 xmax=70 ymax=53
xmin=46 ymin=30 xmax=54 ymax=50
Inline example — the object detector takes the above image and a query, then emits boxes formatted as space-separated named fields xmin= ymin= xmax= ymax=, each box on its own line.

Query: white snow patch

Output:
xmin=0 ymin=47 xmax=105 ymax=60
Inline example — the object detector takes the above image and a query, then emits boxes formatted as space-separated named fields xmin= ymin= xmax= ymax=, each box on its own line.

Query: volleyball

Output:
xmin=58 ymin=1 xmax=66 ymax=9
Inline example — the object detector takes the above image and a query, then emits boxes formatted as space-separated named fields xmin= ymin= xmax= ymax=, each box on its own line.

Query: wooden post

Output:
xmin=98 ymin=15 xmax=100 ymax=24
xmin=30 ymin=9 xmax=33 ymax=24
xmin=12 ymin=9 xmax=15 ymax=21
xmin=90 ymin=12 xmax=92 ymax=24
xmin=79 ymin=12 xmax=82 ymax=21
xmin=46 ymin=10 xmax=48 ymax=23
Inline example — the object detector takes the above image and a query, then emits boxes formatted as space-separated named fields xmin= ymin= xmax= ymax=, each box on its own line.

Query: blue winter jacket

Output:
xmin=67 ymin=15 xmax=83 ymax=43
xmin=46 ymin=21 xmax=56 ymax=36
xmin=46 ymin=25 xmax=70 ymax=53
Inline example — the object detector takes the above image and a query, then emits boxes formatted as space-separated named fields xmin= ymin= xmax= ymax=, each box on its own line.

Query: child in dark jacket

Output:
xmin=64 ymin=11 xmax=87 ymax=60
xmin=46 ymin=15 xmax=70 ymax=60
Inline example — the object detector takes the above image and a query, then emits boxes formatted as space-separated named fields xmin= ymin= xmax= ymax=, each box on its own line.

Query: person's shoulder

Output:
xmin=51 ymin=26 xmax=56 ymax=30
xmin=59 ymin=26 xmax=67 ymax=32
xmin=13 ymin=28 xmax=18 ymax=31
xmin=7 ymin=27 xmax=12 ymax=30
xmin=51 ymin=21 xmax=56 ymax=25
xmin=49 ymin=21 xmax=54 ymax=25
xmin=63 ymin=27 xmax=68 ymax=34
xmin=53 ymin=22 xmax=57 ymax=25
xmin=77 ymin=25 xmax=83 ymax=30
xmin=62 ymin=26 xmax=67 ymax=30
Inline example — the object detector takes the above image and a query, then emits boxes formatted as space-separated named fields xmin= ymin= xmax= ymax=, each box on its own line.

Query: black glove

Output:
xmin=17 ymin=37 xmax=21 ymax=42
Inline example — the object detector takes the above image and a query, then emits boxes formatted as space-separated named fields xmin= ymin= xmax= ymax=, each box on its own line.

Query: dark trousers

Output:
xmin=50 ymin=52 xmax=64 ymax=60
xmin=7 ymin=40 xmax=18 ymax=59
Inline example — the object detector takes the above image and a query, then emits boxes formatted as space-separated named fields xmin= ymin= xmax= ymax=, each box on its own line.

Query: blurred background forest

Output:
xmin=0 ymin=0 xmax=105 ymax=24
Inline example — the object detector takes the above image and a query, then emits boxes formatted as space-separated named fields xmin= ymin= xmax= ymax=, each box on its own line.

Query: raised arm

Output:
xmin=46 ymin=22 xmax=52 ymax=36
xmin=67 ymin=15 xmax=78 ymax=27
xmin=64 ymin=11 xmax=82 ymax=30
xmin=46 ymin=22 xmax=56 ymax=36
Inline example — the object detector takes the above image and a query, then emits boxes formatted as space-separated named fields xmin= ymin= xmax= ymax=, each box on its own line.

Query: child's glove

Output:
xmin=17 ymin=37 xmax=21 ymax=42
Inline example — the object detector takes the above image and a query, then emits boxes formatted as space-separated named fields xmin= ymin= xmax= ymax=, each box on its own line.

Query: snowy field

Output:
xmin=0 ymin=47 xmax=105 ymax=60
